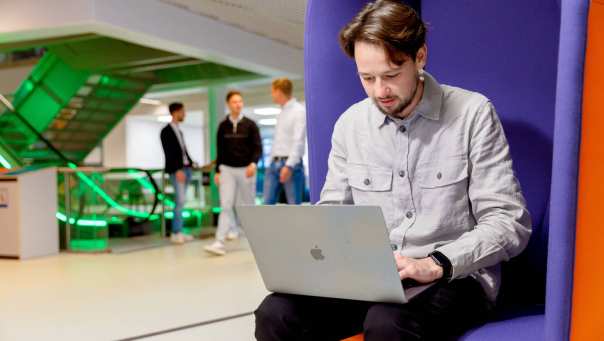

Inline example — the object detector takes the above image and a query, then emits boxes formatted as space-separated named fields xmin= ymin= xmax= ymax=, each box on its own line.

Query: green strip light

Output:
xmin=68 ymin=163 xmax=150 ymax=219
xmin=0 ymin=154 xmax=11 ymax=169
xmin=59 ymin=166 xmax=206 ymax=226
xmin=164 ymin=211 xmax=192 ymax=219
xmin=56 ymin=212 xmax=108 ymax=227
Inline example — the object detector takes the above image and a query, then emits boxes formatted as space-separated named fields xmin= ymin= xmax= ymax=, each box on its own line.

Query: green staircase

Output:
xmin=0 ymin=51 xmax=152 ymax=166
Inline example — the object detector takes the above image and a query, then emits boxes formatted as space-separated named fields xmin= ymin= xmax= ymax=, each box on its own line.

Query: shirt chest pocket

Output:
xmin=416 ymin=159 xmax=470 ymax=224
xmin=347 ymin=164 xmax=394 ymax=224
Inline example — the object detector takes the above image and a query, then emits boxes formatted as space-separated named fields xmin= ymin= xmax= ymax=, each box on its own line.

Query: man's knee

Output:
xmin=254 ymin=294 xmax=298 ymax=340
xmin=364 ymin=304 xmax=424 ymax=341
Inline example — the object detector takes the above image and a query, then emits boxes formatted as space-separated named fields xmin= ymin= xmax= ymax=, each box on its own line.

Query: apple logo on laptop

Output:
xmin=310 ymin=245 xmax=325 ymax=260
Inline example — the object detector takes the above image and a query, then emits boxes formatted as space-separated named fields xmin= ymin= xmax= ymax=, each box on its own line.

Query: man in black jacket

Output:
xmin=160 ymin=102 xmax=195 ymax=244
xmin=205 ymin=91 xmax=262 ymax=256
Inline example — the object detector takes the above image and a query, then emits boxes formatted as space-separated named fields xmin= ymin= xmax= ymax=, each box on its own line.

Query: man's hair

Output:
xmin=272 ymin=78 xmax=293 ymax=97
xmin=339 ymin=0 xmax=426 ymax=65
xmin=168 ymin=102 xmax=184 ymax=115
xmin=226 ymin=90 xmax=242 ymax=102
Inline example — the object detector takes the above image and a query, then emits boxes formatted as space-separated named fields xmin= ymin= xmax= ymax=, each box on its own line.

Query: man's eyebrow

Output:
xmin=358 ymin=67 xmax=404 ymax=77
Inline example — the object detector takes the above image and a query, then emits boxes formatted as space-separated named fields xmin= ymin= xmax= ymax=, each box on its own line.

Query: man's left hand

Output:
xmin=394 ymin=253 xmax=443 ymax=283
xmin=245 ymin=163 xmax=257 ymax=178
xmin=279 ymin=166 xmax=292 ymax=183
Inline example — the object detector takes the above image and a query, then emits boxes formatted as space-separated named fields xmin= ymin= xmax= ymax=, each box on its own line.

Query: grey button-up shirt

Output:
xmin=318 ymin=72 xmax=531 ymax=301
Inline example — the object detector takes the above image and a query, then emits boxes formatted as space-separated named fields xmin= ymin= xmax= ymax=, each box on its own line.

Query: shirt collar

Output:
xmin=370 ymin=71 xmax=443 ymax=128
xmin=228 ymin=113 xmax=244 ymax=124
xmin=414 ymin=71 xmax=442 ymax=121
xmin=283 ymin=97 xmax=297 ymax=109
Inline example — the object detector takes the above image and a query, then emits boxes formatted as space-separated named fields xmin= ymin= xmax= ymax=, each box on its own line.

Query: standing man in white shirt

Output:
xmin=263 ymin=78 xmax=307 ymax=205
xmin=160 ymin=102 xmax=196 ymax=244
xmin=205 ymin=91 xmax=262 ymax=256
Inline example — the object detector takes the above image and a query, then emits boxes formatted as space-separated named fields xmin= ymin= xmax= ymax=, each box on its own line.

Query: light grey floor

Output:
xmin=142 ymin=314 xmax=256 ymax=341
xmin=0 ymin=238 xmax=267 ymax=341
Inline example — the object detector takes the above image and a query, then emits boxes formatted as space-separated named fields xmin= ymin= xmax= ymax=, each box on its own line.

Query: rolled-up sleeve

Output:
xmin=285 ymin=108 xmax=307 ymax=168
xmin=436 ymin=102 xmax=532 ymax=279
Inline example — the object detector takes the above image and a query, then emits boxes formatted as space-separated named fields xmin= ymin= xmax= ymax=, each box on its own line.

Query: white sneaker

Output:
xmin=204 ymin=241 xmax=226 ymax=256
xmin=170 ymin=233 xmax=185 ymax=244
xmin=226 ymin=231 xmax=239 ymax=241
xmin=183 ymin=233 xmax=195 ymax=242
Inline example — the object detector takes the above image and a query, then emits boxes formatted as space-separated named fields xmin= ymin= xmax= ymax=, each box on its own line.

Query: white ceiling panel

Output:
xmin=161 ymin=0 xmax=307 ymax=49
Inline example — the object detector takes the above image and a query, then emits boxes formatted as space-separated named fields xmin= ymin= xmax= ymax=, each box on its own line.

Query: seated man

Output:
xmin=254 ymin=1 xmax=531 ymax=340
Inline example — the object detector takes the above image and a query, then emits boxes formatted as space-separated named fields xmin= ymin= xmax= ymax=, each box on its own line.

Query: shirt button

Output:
xmin=436 ymin=172 xmax=442 ymax=180
xmin=406 ymin=211 xmax=414 ymax=219
xmin=398 ymin=170 xmax=406 ymax=178
xmin=398 ymin=125 xmax=407 ymax=133
xmin=364 ymin=178 xmax=371 ymax=186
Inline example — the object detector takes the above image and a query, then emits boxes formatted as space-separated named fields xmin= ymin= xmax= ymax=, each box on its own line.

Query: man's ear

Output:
xmin=415 ymin=45 xmax=428 ymax=69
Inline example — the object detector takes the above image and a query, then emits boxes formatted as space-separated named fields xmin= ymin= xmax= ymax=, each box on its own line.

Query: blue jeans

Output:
xmin=169 ymin=167 xmax=192 ymax=234
xmin=263 ymin=160 xmax=305 ymax=205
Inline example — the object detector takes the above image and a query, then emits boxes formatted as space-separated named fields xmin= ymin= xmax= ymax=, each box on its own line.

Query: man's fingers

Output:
xmin=398 ymin=269 xmax=411 ymax=280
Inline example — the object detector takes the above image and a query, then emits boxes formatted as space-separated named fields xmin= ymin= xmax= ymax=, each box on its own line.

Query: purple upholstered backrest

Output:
xmin=422 ymin=0 xmax=559 ymax=310
xmin=305 ymin=1 xmax=583 ymax=340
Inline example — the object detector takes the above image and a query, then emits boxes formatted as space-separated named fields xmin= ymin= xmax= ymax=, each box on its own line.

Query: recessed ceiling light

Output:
xmin=0 ymin=94 xmax=14 ymax=111
xmin=140 ymin=98 xmax=162 ymax=106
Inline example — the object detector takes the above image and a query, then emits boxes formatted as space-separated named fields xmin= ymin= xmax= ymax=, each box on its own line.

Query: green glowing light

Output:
xmin=212 ymin=207 xmax=222 ymax=214
xmin=56 ymin=212 xmax=108 ymax=227
xmin=164 ymin=211 xmax=192 ymax=219
xmin=23 ymin=80 xmax=34 ymax=92
xmin=69 ymin=239 xmax=108 ymax=252
xmin=67 ymin=163 xmax=150 ymax=218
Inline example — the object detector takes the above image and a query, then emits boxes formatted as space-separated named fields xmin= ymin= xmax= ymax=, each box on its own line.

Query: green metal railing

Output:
xmin=58 ymin=166 xmax=213 ymax=252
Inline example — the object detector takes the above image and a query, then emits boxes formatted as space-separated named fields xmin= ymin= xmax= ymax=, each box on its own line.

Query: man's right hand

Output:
xmin=394 ymin=252 xmax=443 ymax=284
xmin=176 ymin=170 xmax=186 ymax=184
xmin=214 ymin=173 xmax=220 ymax=186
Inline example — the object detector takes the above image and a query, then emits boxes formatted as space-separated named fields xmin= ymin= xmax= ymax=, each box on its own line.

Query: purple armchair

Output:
xmin=304 ymin=1 xmax=587 ymax=340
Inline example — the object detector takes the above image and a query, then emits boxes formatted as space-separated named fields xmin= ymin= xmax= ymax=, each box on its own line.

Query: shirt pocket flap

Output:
xmin=348 ymin=165 xmax=393 ymax=192
xmin=418 ymin=159 xmax=468 ymax=188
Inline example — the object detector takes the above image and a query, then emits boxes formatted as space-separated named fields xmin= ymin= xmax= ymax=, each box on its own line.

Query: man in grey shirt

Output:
xmin=255 ymin=1 xmax=531 ymax=340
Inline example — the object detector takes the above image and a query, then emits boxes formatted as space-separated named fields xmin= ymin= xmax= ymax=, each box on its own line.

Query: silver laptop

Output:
xmin=236 ymin=205 xmax=432 ymax=304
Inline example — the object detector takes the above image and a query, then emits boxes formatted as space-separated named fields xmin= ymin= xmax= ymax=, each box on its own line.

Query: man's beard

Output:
xmin=373 ymin=79 xmax=419 ymax=118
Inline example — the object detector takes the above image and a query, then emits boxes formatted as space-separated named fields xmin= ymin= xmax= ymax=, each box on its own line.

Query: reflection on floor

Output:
xmin=0 ymin=238 xmax=267 ymax=340
xmin=109 ymin=234 xmax=171 ymax=254
xmin=108 ymin=226 xmax=215 ymax=254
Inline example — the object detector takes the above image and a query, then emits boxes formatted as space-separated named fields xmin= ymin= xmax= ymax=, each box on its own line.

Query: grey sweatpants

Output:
xmin=216 ymin=165 xmax=256 ymax=242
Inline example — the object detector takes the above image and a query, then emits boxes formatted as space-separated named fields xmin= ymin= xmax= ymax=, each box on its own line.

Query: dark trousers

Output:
xmin=255 ymin=277 xmax=493 ymax=341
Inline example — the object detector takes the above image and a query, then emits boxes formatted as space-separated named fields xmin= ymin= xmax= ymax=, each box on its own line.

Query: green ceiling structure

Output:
xmin=0 ymin=35 xmax=260 ymax=167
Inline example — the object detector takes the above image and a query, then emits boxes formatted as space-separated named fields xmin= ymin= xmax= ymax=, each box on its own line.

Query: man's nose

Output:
xmin=374 ymin=78 xmax=390 ymax=98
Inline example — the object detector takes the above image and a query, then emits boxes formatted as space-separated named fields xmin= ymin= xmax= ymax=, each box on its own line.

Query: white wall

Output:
xmin=0 ymin=64 xmax=33 ymax=95
xmin=125 ymin=116 xmax=204 ymax=169
xmin=102 ymin=119 xmax=127 ymax=168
